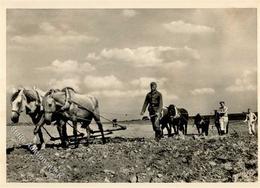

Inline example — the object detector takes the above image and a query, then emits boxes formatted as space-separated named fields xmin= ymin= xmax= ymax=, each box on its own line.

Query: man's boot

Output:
xmin=155 ymin=130 xmax=162 ymax=142
xmin=154 ymin=131 xmax=159 ymax=142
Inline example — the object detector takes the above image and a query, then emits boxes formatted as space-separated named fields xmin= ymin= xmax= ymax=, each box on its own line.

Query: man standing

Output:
xmin=218 ymin=101 xmax=229 ymax=135
xmin=244 ymin=108 xmax=257 ymax=135
xmin=140 ymin=82 xmax=163 ymax=141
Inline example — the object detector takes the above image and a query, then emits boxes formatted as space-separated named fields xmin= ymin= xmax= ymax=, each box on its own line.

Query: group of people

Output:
xmin=140 ymin=82 xmax=257 ymax=141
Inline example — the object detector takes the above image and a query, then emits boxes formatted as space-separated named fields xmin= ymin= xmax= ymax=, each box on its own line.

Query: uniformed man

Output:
xmin=140 ymin=82 xmax=163 ymax=141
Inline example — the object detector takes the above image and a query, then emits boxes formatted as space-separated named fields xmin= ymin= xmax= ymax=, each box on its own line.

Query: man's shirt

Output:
xmin=219 ymin=106 xmax=228 ymax=117
xmin=141 ymin=90 xmax=163 ymax=113
xmin=245 ymin=112 xmax=257 ymax=123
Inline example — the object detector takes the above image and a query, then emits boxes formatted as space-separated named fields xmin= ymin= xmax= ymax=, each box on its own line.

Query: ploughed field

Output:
xmin=6 ymin=120 xmax=258 ymax=182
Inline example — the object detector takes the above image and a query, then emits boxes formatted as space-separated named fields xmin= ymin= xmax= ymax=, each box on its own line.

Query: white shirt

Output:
xmin=244 ymin=112 xmax=257 ymax=123
xmin=219 ymin=106 xmax=228 ymax=117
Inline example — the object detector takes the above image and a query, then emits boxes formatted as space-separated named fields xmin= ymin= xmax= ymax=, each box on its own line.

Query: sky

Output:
xmin=6 ymin=9 xmax=257 ymax=120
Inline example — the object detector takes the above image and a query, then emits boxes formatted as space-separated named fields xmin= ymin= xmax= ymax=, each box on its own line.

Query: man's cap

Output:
xmin=150 ymin=82 xmax=157 ymax=86
xmin=219 ymin=101 xmax=225 ymax=104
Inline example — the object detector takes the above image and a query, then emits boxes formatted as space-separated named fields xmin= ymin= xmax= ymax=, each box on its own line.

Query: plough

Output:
xmin=42 ymin=116 xmax=127 ymax=143
xmin=42 ymin=98 xmax=127 ymax=144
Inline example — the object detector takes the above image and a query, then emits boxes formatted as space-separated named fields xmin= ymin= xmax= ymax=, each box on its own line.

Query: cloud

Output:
xmin=89 ymin=88 xmax=179 ymax=105
xmin=130 ymin=77 xmax=167 ymax=89
xmin=98 ymin=46 xmax=199 ymax=67
xmin=190 ymin=88 xmax=215 ymax=95
xmin=162 ymin=61 xmax=188 ymax=69
xmin=49 ymin=77 xmax=81 ymax=91
xmin=86 ymin=53 xmax=101 ymax=61
xmin=36 ymin=59 xmax=96 ymax=74
xmin=87 ymin=77 xmax=179 ymax=100
xmin=160 ymin=89 xmax=179 ymax=101
xmin=122 ymin=9 xmax=137 ymax=17
xmin=84 ymin=75 xmax=123 ymax=90
xmin=39 ymin=22 xmax=60 ymax=34
xmin=226 ymin=70 xmax=257 ymax=92
xmin=163 ymin=20 xmax=215 ymax=34
xmin=9 ymin=22 xmax=98 ymax=49
xmin=161 ymin=46 xmax=200 ymax=61
xmin=90 ymin=89 xmax=146 ymax=98
xmin=7 ymin=25 xmax=15 ymax=33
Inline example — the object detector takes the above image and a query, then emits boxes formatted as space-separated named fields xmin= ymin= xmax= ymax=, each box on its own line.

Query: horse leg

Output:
xmin=184 ymin=122 xmax=188 ymax=135
xmin=32 ymin=120 xmax=44 ymax=150
xmin=93 ymin=113 xmax=106 ymax=144
xmin=160 ymin=122 xmax=165 ymax=137
xmin=166 ymin=123 xmax=172 ymax=137
xmin=178 ymin=120 xmax=184 ymax=135
xmin=56 ymin=124 xmax=63 ymax=146
xmin=176 ymin=124 xmax=180 ymax=135
xmin=196 ymin=124 xmax=200 ymax=134
xmin=72 ymin=121 xmax=79 ymax=148
xmin=82 ymin=121 xmax=91 ymax=146
xmin=161 ymin=121 xmax=169 ymax=138
xmin=57 ymin=122 xmax=67 ymax=148
xmin=38 ymin=128 xmax=46 ymax=150
xmin=61 ymin=121 xmax=68 ymax=142
xmin=205 ymin=123 xmax=209 ymax=136
xmin=59 ymin=119 xmax=69 ymax=147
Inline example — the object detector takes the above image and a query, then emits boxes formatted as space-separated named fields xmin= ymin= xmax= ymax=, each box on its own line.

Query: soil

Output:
xmin=6 ymin=121 xmax=258 ymax=182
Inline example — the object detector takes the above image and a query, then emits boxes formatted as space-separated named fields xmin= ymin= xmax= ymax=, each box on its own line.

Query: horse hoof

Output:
xmin=61 ymin=143 xmax=68 ymax=149
xmin=40 ymin=143 xmax=46 ymax=150
xmin=30 ymin=144 xmax=38 ymax=152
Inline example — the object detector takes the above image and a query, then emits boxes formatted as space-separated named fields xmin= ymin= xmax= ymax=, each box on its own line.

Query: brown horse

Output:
xmin=42 ymin=89 xmax=106 ymax=147
xmin=160 ymin=104 xmax=189 ymax=136
xmin=194 ymin=113 xmax=210 ymax=136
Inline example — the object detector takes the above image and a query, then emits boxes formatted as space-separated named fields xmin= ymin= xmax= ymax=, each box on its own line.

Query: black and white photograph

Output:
xmin=4 ymin=5 xmax=258 ymax=183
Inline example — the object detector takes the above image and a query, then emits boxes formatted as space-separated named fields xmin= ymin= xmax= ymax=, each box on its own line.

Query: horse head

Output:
xmin=10 ymin=87 xmax=43 ymax=123
xmin=42 ymin=91 xmax=58 ymax=125
xmin=168 ymin=104 xmax=177 ymax=121
xmin=10 ymin=88 xmax=26 ymax=123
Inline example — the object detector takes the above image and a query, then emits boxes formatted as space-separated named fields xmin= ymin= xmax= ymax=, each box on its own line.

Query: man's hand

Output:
xmin=140 ymin=111 xmax=144 ymax=116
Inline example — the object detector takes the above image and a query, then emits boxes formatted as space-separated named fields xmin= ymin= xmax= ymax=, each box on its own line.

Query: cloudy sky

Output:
xmin=7 ymin=9 xmax=257 ymax=120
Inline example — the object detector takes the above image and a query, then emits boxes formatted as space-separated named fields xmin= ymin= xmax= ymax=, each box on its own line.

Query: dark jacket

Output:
xmin=141 ymin=90 xmax=163 ymax=115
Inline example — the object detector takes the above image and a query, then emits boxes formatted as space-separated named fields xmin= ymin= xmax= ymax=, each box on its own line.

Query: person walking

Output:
xmin=244 ymin=108 xmax=257 ymax=135
xmin=141 ymin=82 xmax=163 ymax=141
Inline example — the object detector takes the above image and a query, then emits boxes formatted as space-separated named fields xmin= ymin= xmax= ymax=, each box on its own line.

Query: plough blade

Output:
xmin=91 ymin=126 xmax=126 ymax=134
xmin=50 ymin=133 xmax=84 ymax=141
xmin=70 ymin=132 xmax=113 ymax=142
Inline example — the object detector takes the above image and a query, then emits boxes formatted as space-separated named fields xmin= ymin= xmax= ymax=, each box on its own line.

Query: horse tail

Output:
xmin=91 ymin=96 xmax=99 ymax=110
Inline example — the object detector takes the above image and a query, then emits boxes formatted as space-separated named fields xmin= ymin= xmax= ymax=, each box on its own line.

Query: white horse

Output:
xmin=10 ymin=87 xmax=68 ymax=149
xmin=43 ymin=89 xmax=106 ymax=148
